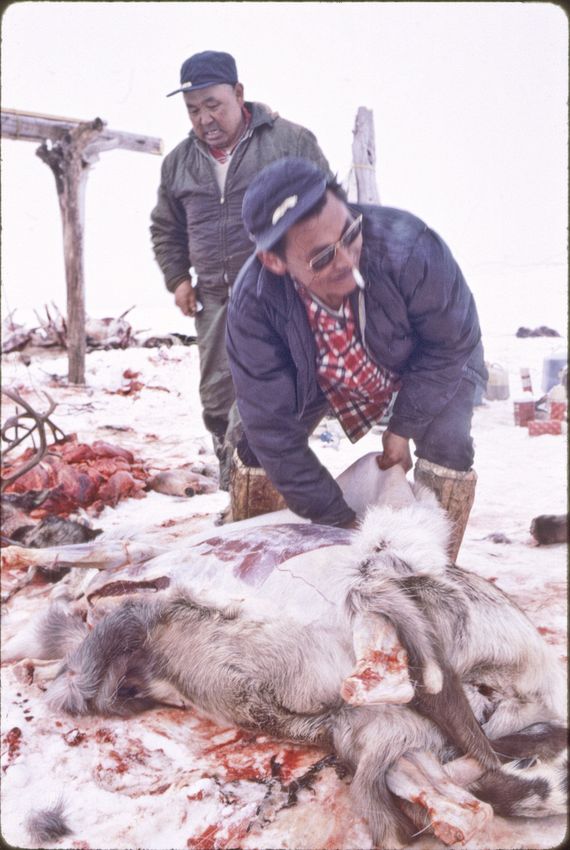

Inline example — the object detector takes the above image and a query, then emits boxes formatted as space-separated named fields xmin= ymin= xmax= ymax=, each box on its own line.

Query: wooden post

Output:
xmin=2 ymin=109 xmax=162 ymax=384
xmin=36 ymin=120 xmax=102 ymax=383
xmin=352 ymin=107 xmax=380 ymax=204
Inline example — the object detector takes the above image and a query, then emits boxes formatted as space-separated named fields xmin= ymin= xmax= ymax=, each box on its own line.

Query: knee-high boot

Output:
xmin=229 ymin=451 xmax=287 ymax=521
xmin=414 ymin=459 xmax=477 ymax=564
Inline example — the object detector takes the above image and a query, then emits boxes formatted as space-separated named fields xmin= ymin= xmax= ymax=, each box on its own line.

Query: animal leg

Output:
xmin=469 ymin=752 xmax=568 ymax=818
xmin=11 ymin=657 xmax=63 ymax=687
xmin=442 ymin=755 xmax=486 ymax=787
xmin=431 ymin=724 xmax=568 ymax=820
xmin=345 ymin=577 xmax=443 ymax=695
xmin=340 ymin=613 xmax=415 ymax=705
xmin=331 ymin=705 xmax=447 ymax=847
xmin=489 ymin=722 xmax=568 ymax=763
xmin=386 ymin=749 xmax=493 ymax=845
xmin=411 ymin=666 xmax=501 ymax=772
xmin=469 ymin=723 xmax=568 ymax=818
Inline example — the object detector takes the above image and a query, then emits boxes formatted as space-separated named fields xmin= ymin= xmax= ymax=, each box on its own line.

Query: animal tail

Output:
xmin=26 ymin=799 xmax=72 ymax=844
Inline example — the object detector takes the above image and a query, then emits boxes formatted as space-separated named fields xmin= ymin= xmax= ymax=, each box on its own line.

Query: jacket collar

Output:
xmin=255 ymin=263 xmax=299 ymax=319
xmin=248 ymin=101 xmax=277 ymax=129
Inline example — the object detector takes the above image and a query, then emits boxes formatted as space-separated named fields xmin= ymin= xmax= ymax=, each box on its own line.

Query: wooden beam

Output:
xmin=352 ymin=107 xmax=380 ymax=204
xmin=1 ymin=109 xmax=162 ymax=156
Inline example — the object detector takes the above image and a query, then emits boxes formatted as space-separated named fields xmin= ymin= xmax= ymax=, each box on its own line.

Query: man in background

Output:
xmin=227 ymin=158 xmax=488 ymax=561
xmin=150 ymin=51 xmax=330 ymax=488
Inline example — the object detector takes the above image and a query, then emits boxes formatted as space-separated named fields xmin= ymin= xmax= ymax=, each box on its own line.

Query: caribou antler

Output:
xmin=1 ymin=387 xmax=67 ymax=491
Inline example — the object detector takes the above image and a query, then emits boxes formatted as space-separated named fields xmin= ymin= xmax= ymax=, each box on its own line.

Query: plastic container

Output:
xmin=513 ymin=397 xmax=535 ymax=426
xmin=485 ymin=363 xmax=510 ymax=400
xmin=548 ymin=383 xmax=567 ymax=420
xmin=541 ymin=353 xmax=567 ymax=393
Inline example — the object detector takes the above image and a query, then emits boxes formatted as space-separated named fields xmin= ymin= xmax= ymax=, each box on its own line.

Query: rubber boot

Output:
xmin=414 ymin=459 xmax=477 ymax=564
xmin=229 ymin=451 xmax=287 ymax=521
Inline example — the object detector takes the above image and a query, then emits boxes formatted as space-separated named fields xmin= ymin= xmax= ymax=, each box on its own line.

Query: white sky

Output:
xmin=1 ymin=1 xmax=568 ymax=335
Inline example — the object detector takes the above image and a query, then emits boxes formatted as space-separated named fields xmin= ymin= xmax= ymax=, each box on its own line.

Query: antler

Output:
xmin=1 ymin=387 xmax=67 ymax=491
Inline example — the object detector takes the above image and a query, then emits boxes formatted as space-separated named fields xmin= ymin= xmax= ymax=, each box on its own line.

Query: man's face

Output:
xmin=273 ymin=192 xmax=363 ymax=310
xmin=183 ymin=83 xmax=245 ymax=149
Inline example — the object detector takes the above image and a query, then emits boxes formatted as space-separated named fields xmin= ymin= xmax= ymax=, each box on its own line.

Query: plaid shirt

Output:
xmin=295 ymin=283 xmax=400 ymax=442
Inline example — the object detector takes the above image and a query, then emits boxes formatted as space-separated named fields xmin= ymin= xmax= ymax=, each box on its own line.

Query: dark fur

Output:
xmin=26 ymin=800 xmax=71 ymax=844
xmin=530 ymin=514 xmax=568 ymax=545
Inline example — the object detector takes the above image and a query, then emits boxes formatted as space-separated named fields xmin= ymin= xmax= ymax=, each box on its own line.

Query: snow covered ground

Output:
xmin=0 ymin=328 xmax=567 ymax=850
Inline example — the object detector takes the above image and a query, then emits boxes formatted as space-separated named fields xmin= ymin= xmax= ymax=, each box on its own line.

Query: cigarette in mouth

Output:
xmin=353 ymin=268 xmax=365 ymax=289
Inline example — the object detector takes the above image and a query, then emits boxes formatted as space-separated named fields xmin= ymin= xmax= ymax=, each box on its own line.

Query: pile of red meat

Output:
xmin=2 ymin=435 xmax=149 ymax=518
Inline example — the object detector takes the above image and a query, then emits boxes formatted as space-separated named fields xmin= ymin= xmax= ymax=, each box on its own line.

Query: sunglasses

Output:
xmin=308 ymin=214 xmax=363 ymax=272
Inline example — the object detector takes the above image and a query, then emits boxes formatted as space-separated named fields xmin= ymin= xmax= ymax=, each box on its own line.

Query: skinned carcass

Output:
xmin=147 ymin=464 xmax=218 ymax=497
xmin=2 ymin=456 xmax=567 ymax=848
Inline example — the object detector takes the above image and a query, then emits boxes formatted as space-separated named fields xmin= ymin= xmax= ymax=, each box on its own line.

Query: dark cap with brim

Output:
xmin=242 ymin=157 xmax=328 ymax=251
xmin=167 ymin=50 xmax=238 ymax=97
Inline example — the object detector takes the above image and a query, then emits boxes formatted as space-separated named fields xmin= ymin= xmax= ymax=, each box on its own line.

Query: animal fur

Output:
xmin=26 ymin=800 xmax=71 ymax=844
xmin=39 ymin=494 xmax=567 ymax=846
xmin=530 ymin=513 xmax=568 ymax=545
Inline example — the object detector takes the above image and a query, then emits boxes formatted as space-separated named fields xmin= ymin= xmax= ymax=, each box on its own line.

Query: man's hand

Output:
xmin=377 ymin=431 xmax=413 ymax=472
xmin=174 ymin=279 xmax=197 ymax=317
xmin=337 ymin=516 xmax=360 ymax=530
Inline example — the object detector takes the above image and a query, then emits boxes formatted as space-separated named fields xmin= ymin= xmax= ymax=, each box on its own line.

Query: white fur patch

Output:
xmin=351 ymin=499 xmax=452 ymax=578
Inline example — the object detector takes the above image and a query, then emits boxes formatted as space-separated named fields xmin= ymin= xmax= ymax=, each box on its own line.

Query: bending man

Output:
xmin=226 ymin=157 xmax=487 ymax=561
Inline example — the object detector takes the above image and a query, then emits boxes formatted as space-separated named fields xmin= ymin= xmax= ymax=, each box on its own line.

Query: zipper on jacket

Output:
xmin=217 ymin=128 xmax=253 ymax=279
xmin=194 ymin=114 xmax=258 ymax=281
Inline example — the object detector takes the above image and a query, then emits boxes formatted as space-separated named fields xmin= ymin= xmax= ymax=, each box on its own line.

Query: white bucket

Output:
xmin=485 ymin=362 xmax=510 ymax=400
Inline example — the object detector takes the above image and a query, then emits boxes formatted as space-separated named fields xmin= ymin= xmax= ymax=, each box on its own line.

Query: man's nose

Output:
xmin=335 ymin=243 xmax=354 ymax=267
xmin=201 ymin=110 xmax=216 ymax=127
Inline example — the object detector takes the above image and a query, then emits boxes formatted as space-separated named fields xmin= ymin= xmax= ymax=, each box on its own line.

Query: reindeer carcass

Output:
xmin=1 ymin=456 xmax=566 ymax=848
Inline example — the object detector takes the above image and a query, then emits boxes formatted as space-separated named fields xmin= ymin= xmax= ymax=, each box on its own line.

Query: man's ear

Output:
xmin=234 ymin=82 xmax=245 ymax=105
xmin=257 ymin=250 xmax=287 ymax=276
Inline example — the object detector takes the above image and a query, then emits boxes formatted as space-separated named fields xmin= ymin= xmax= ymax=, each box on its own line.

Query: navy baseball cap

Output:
xmin=166 ymin=51 xmax=238 ymax=97
xmin=242 ymin=158 xmax=328 ymax=251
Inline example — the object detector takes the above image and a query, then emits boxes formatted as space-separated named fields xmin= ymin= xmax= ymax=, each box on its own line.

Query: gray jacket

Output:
xmin=150 ymin=103 xmax=331 ymax=294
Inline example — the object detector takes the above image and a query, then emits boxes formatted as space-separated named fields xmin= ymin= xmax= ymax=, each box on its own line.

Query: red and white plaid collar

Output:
xmin=294 ymin=283 xmax=400 ymax=442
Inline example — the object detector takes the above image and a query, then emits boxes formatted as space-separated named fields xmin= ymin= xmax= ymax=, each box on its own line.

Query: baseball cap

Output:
xmin=242 ymin=157 xmax=328 ymax=251
xmin=166 ymin=51 xmax=238 ymax=97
